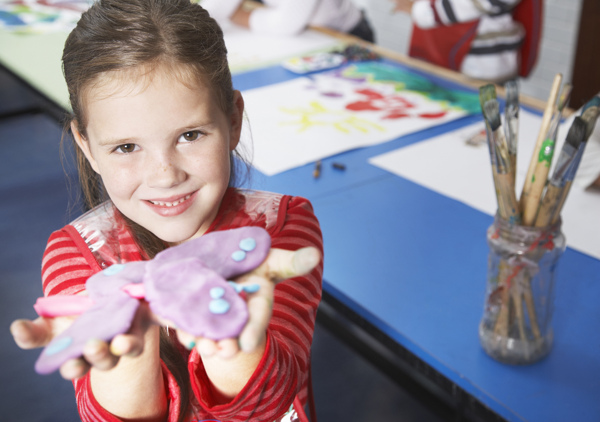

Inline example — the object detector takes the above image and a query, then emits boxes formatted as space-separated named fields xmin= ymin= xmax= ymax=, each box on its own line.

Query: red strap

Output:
xmin=430 ymin=0 xmax=443 ymax=25
xmin=512 ymin=0 xmax=543 ymax=77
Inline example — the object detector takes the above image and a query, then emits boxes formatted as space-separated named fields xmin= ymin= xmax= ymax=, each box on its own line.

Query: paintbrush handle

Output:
xmin=522 ymin=139 xmax=556 ymax=225
xmin=535 ymin=183 xmax=561 ymax=227
xmin=520 ymin=74 xmax=563 ymax=212
xmin=550 ymin=180 xmax=572 ymax=224
xmin=509 ymin=153 xmax=517 ymax=189
xmin=495 ymin=172 xmax=520 ymax=223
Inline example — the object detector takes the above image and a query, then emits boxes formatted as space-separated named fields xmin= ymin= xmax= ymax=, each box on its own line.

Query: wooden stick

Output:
xmin=520 ymin=74 xmax=563 ymax=220
xmin=496 ymin=172 xmax=520 ymax=223
xmin=534 ymin=183 xmax=561 ymax=227
xmin=494 ymin=261 xmax=512 ymax=337
xmin=522 ymin=270 xmax=542 ymax=339
xmin=512 ymin=288 xmax=527 ymax=341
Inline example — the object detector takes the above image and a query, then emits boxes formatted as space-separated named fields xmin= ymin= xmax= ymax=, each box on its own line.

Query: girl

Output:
xmin=10 ymin=0 xmax=323 ymax=421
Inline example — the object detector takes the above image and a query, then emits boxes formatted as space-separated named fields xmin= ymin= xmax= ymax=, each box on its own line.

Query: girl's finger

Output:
xmin=10 ymin=319 xmax=51 ymax=349
xmin=197 ymin=337 xmax=218 ymax=357
xmin=109 ymin=303 xmax=151 ymax=357
xmin=216 ymin=338 xmax=239 ymax=359
xmin=110 ymin=333 xmax=144 ymax=358
xmin=239 ymin=293 xmax=273 ymax=353
xmin=59 ymin=357 xmax=91 ymax=380
xmin=248 ymin=247 xmax=321 ymax=283
xmin=82 ymin=338 xmax=119 ymax=371
xmin=10 ymin=315 xmax=76 ymax=349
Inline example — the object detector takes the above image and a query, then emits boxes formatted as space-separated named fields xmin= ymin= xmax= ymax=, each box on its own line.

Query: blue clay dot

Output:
xmin=45 ymin=337 xmax=73 ymax=356
xmin=231 ymin=250 xmax=246 ymax=262
xmin=209 ymin=299 xmax=230 ymax=314
xmin=210 ymin=287 xmax=225 ymax=299
xmin=227 ymin=281 xmax=243 ymax=293
xmin=243 ymin=284 xmax=260 ymax=294
xmin=239 ymin=237 xmax=257 ymax=252
xmin=104 ymin=264 xmax=126 ymax=276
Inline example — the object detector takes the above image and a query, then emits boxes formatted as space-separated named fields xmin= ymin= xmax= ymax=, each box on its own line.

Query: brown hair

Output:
xmin=62 ymin=0 xmax=246 ymax=418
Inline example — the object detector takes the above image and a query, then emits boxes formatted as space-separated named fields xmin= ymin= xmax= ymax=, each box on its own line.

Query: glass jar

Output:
xmin=479 ymin=214 xmax=566 ymax=365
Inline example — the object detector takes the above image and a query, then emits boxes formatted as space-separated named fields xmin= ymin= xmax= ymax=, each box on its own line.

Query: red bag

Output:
xmin=408 ymin=19 xmax=479 ymax=71
xmin=407 ymin=0 xmax=543 ymax=77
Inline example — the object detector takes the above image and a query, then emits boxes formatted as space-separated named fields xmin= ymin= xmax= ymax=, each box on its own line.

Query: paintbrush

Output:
xmin=550 ymin=96 xmax=600 ymax=224
xmin=521 ymin=79 xmax=571 ymax=225
xmin=534 ymin=116 xmax=586 ymax=227
xmin=480 ymin=84 xmax=521 ymax=223
xmin=520 ymin=74 xmax=563 ymax=221
xmin=480 ymin=85 xmax=529 ymax=340
xmin=504 ymin=79 xmax=519 ymax=187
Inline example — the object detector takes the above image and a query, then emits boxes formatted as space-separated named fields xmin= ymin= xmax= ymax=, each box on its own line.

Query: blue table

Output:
xmin=233 ymin=63 xmax=600 ymax=422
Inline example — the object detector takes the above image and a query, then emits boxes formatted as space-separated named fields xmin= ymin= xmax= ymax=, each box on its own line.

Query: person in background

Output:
xmin=392 ymin=0 xmax=541 ymax=83
xmin=202 ymin=0 xmax=376 ymax=43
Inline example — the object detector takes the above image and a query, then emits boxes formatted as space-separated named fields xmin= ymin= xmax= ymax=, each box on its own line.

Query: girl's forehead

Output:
xmin=95 ymin=65 xmax=204 ymax=96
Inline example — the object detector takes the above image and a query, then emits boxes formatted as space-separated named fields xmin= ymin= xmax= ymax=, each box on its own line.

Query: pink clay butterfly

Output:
xmin=33 ymin=227 xmax=270 ymax=375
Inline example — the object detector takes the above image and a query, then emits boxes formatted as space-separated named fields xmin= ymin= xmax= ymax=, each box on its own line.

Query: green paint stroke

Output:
xmin=341 ymin=62 xmax=481 ymax=114
xmin=538 ymin=138 xmax=555 ymax=167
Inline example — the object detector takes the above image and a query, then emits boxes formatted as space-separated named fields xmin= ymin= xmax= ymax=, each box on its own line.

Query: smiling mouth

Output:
xmin=148 ymin=194 xmax=192 ymax=207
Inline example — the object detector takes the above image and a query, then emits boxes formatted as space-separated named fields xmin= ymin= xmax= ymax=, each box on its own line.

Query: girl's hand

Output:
xmin=175 ymin=246 xmax=321 ymax=359
xmin=10 ymin=302 xmax=157 ymax=380
xmin=10 ymin=245 xmax=321 ymax=377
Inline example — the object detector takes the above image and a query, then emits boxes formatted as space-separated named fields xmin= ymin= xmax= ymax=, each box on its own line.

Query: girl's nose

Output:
xmin=145 ymin=153 xmax=186 ymax=189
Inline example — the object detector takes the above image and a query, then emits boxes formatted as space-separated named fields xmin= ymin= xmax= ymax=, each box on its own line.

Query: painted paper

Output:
xmin=0 ymin=0 xmax=90 ymax=33
xmin=241 ymin=61 xmax=480 ymax=175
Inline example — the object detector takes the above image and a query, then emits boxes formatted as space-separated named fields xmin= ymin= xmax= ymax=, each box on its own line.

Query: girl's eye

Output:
xmin=179 ymin=131 xmax=202 ymax=143
xmin=115 ymin=144 xmax=138 ymax=154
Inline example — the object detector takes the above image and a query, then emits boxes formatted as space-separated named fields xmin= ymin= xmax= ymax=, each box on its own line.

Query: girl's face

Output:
xmin=73 ymin=68 xmax=244 ymax=244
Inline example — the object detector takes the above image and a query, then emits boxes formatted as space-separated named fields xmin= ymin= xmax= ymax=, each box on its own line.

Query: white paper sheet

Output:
xmin=241 ymin=62 xmax=478 ymax=175
xmin=369 ymin=109 xmax=600 ymax=260
xmin=222 ymin=24 xmax=343 ymax=74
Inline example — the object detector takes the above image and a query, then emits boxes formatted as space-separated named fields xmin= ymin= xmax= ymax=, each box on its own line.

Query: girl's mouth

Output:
xmin=145 ymin=192 xmax=196 ymax=217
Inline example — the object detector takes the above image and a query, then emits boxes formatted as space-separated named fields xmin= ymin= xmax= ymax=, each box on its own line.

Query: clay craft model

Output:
xmin=33 ymin=226 xmax=271 ymax=375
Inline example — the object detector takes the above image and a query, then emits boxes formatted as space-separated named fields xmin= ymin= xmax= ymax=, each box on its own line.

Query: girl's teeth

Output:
xmin=151 ymin=194 xmax=191 ymax=207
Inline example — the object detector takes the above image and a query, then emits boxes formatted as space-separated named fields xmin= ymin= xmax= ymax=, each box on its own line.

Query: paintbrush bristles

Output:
xmin=483 ymin=100 xmax=501 ymax=131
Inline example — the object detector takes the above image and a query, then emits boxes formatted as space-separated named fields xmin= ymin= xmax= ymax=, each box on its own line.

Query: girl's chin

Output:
xmin=150 ymin=224 xmax=208 ymax=245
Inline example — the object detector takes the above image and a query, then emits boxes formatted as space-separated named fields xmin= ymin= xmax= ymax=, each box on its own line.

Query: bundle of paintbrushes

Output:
xmin=478 ymin=77 xmax=600 ymax=364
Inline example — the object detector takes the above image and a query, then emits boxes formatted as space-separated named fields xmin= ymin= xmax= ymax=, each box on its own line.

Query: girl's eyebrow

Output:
xmin=96 ymin=136 xmax=138 ymax=147
xmin=178 ymin=119 xmax=215 ymax=131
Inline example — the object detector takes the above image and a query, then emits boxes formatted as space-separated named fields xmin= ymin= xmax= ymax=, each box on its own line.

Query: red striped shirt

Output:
xmin=41 ymin=189 xmax=323 ymax=422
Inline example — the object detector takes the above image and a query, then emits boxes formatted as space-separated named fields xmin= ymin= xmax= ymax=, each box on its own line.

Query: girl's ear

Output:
xmin=71 ymin=121 xmax=100 ymax=173
xmin=229 ymin=90 xmax=245 ymax=151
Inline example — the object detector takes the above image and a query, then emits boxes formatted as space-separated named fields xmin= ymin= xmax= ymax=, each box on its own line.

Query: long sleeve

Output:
xmin=248 ymin=0 xmax=320 ymax=36
xmin=42 ymin=229 xmax=95 ymax=297
xmin=201 ymin=0 xmax=244 ymax=23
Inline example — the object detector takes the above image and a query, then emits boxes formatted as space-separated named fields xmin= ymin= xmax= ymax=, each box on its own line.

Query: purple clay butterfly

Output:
xmin=33 ymin=227 xmax=271 ymax=375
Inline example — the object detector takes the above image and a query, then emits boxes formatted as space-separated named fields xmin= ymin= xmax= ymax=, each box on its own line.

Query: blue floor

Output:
xmin=0 ymin=69 xmax=445 ymax=422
